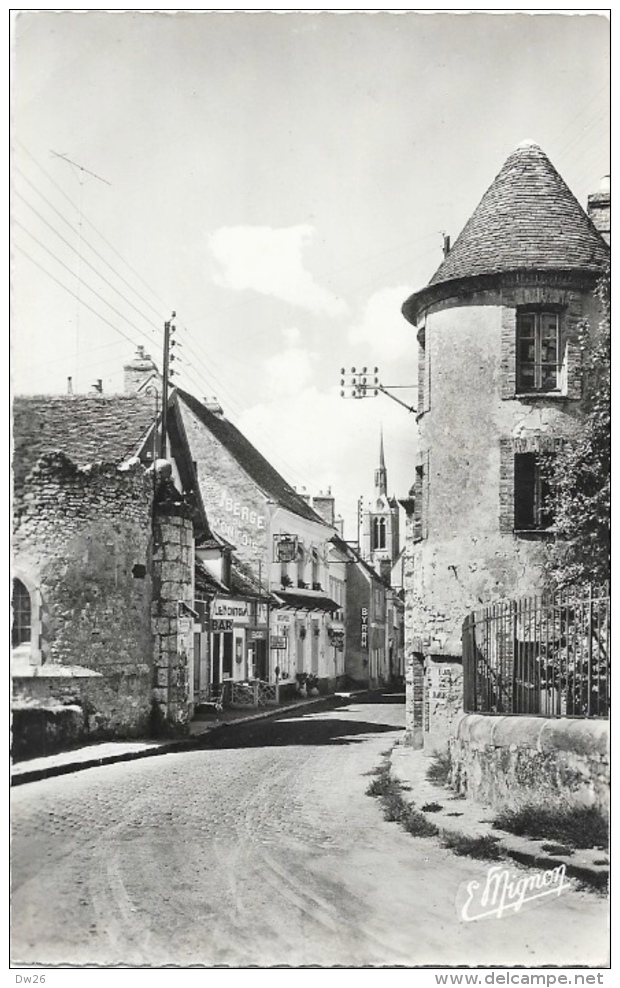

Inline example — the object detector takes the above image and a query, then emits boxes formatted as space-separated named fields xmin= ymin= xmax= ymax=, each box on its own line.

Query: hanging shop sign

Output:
xmin=329 ymin=630 xmax=345 ymax=651
xmin=270 ymin=636 xmax=287 ymax=650
xmin=274 ymin=535 xmax=298 ymax=563
xmin=250 ymin=630 xmax=267 ymax=641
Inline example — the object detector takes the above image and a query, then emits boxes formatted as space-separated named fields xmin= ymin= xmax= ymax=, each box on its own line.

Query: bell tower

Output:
xmin=360 ymin=430 xmax=400 ymax=582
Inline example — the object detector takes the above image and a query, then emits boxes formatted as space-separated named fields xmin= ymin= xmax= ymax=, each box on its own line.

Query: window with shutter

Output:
xmin=516 ymin=310 xmax=561 ymax=394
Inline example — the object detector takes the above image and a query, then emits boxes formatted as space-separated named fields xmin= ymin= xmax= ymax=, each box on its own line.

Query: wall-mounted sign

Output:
xmin=270 ymin=636 xmax=287 ymax=649
xmin=251 ymin=630 xmax=267 ymax=641
xmin=211 ymin=599 xmax=249 ymax=624
xmin=212 ymin=619 xmax=233 ymax=633
xmin=361 ymin=606 xmax=369 ymax=649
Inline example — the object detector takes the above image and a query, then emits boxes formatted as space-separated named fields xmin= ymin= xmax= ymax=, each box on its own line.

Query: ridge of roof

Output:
xmin=177 ymin=388 xmax=329 ymax=526
xmin=403 ymin=142 xmax=609 ymax=324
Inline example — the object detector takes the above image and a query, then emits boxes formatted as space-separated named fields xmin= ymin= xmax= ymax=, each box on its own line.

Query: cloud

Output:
xmin=264 ymin=344 xmax=316 ymax=398
xmin=208 ymin=224 xmax=347 ymax=316
xmin=236 ymin=381 xmax=418 ymax=542
xmin=348 ymin=286 xmax=417 ymax=361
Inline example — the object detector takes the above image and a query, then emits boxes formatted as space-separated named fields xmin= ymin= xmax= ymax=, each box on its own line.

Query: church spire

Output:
xmin=375 ymin=427 xmax=387 ymax=496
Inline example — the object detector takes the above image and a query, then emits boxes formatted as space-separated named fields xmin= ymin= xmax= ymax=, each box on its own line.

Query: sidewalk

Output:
xmin=390 ymin=742 xmax=609 ymax=891
xmin=11 ymin=691 xmax=360 ymax=787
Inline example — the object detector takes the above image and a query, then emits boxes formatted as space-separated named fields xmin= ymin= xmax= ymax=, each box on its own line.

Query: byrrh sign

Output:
xmin=361 ymin=607 xmax=369 ymax=649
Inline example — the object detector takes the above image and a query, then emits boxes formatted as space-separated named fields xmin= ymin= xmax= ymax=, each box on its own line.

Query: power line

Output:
xmin=15 ymin=190 xmax=163 ymax=341
xmin=14 ymin=242 xmax=143 ymax=351
xmin=16 ymin=141 xmax=171 ymax=315
xmin=14 ymin=166 xmax=167 ymax=325
xmin=15 ymin=220 xmax=160 ymax=351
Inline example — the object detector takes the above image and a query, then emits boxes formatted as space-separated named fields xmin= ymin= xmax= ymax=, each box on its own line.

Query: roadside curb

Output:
xmin=388 ymin=744 xmax=609 ymax=892
xmin=11 ymin=690 xmax=367 ymax=787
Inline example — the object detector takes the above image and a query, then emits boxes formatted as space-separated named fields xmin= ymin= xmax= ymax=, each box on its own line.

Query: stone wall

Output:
xmin=424 ymin=656 xmax=463 ymax=754
xmin=151 ymin=506 xmax=195 ymax=734
xmin=451 ymin=714 xmax=610 ymax=818
xmin=13 ymin=452 xmax=155 ymax=740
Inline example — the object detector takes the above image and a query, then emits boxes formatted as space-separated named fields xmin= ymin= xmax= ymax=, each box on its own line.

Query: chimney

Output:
xmin=124 ymin=346 xmax=158 ymax=394
xmin=587 ymin=175 xmax=610 ymax=245
xmin=203 ymin=397 xmax=224 ymax=417
xmin=442 ymin=233 xmax=451 ymax=257
xmin=312 ymin=492 xmax=335 ymax=527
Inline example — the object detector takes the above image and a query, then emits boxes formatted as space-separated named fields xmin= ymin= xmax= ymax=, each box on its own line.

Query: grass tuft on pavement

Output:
xmin=425 ymin=750 xmax=452 ymax=786
xmin=440 ymin=831 xmax=504 ymax=860
xmin=492 ymin=804 xmax=609 ymax=850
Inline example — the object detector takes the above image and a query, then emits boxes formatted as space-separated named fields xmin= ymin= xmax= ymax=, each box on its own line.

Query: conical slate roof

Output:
xmin=403 ymin=141 xmax=609 ymax=323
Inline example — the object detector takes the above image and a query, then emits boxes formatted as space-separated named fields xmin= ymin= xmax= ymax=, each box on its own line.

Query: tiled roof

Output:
xmin=272 ymin=589 xmax=341 ymax=613
xmin=177 ymin=388 xmax=327 ymax=526
xmin=329 ymin=534 xmax=392 ymax=588
xmin=12 ymin=394 xmax=157 ymax=491
xmin=403 ymin=141 xmax=609 ymax=322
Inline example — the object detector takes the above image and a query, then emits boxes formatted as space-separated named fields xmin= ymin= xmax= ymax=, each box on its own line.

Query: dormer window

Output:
xmin=516 ymin=310 xmax=561 ymax=393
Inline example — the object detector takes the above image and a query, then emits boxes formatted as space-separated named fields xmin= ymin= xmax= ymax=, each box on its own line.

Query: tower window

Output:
xmin=12 ymin=578 xmax=31 ymax=648
xmin=514 ymin=453 xmax=553 ymax=530
xmin=516 ymin=311 xmax=560 ymax=393
xmin=372 ymin=517 xmax=386 ymax=550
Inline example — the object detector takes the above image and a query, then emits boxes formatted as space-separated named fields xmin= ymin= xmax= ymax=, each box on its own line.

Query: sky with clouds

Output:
xmin=11 ymin=10 xmax=610 ymax=539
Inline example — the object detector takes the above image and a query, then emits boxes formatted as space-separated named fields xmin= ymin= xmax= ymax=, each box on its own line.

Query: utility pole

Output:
xmin=159 ymin=312 xmax=176 ymax=458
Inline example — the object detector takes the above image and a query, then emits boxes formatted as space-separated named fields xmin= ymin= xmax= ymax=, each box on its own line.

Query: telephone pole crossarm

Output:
xmin=339 ymin=366 xmax=416 ymax=413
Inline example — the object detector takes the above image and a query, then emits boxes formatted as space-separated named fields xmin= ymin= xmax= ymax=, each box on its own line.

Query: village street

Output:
xmin=12 ymin=695 xmax=607 ymax=969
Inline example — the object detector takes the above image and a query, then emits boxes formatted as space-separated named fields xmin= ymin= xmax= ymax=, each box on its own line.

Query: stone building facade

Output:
xmin=400 ymin=141 xmax=610 ymax=750
xmin=12 ymin=394 xmax=205 ymax=754
xmin=173 ymin=389 xmax=345 ymax=694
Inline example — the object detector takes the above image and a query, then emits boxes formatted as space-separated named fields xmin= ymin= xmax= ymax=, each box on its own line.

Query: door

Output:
xmin=255 ymin=638 xmax=268 ymax=680
xmin=212 ymin=635 xmax=221 ymax=689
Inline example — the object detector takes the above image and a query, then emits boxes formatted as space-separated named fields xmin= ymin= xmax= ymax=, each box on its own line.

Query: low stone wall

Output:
xmin=12 ymin=703 xmax=86 ymax=761
xmin=12 ymin=665 xmax=152 ymax=755
xmin=450 ymin=714 xmax=610 ymax=817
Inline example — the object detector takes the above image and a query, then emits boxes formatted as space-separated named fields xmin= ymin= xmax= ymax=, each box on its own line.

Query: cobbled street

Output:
xmin=12 ymin=694 xmax=608 ymax=968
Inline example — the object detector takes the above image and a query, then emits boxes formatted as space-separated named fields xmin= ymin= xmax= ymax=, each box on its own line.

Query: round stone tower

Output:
xmin=400 ymin=141 xmax=609 ymax=746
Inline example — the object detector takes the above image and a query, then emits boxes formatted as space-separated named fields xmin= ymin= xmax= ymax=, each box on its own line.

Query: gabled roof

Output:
xmin=330 ymin=534 xmax=392 ymax=589
xmin=177 ymin=388 xmax=327 ymax=526
xmin=12 ymin=394 xmax=157 ymax=493
xmin=403 ymin=141 xmax=610 ymax=324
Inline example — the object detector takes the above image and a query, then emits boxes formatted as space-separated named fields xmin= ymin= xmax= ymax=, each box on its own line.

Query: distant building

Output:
xmin=400 ymin=141 xmax=610 ymax=748
xmin=358 ymin=431 xmax=400 ymax=583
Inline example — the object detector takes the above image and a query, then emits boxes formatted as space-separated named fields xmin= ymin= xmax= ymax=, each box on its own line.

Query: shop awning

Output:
xmin=272 ymin=589 xmax=342 ymax=614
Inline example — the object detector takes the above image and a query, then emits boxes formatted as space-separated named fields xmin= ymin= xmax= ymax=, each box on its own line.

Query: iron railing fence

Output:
xmin=462 ymin=585 xmax=609 ymax=718
xmin=229 ymin=679 xmax=279 ymax=709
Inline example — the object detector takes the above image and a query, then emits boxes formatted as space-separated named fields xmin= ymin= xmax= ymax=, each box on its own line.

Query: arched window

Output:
xmin=372 ymin=517 xmax=379 ymax=550
xmin=12 ymin=578 xmax=31 ymax=648
xmin=379 ymin=518 xmax=387 ymax=549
